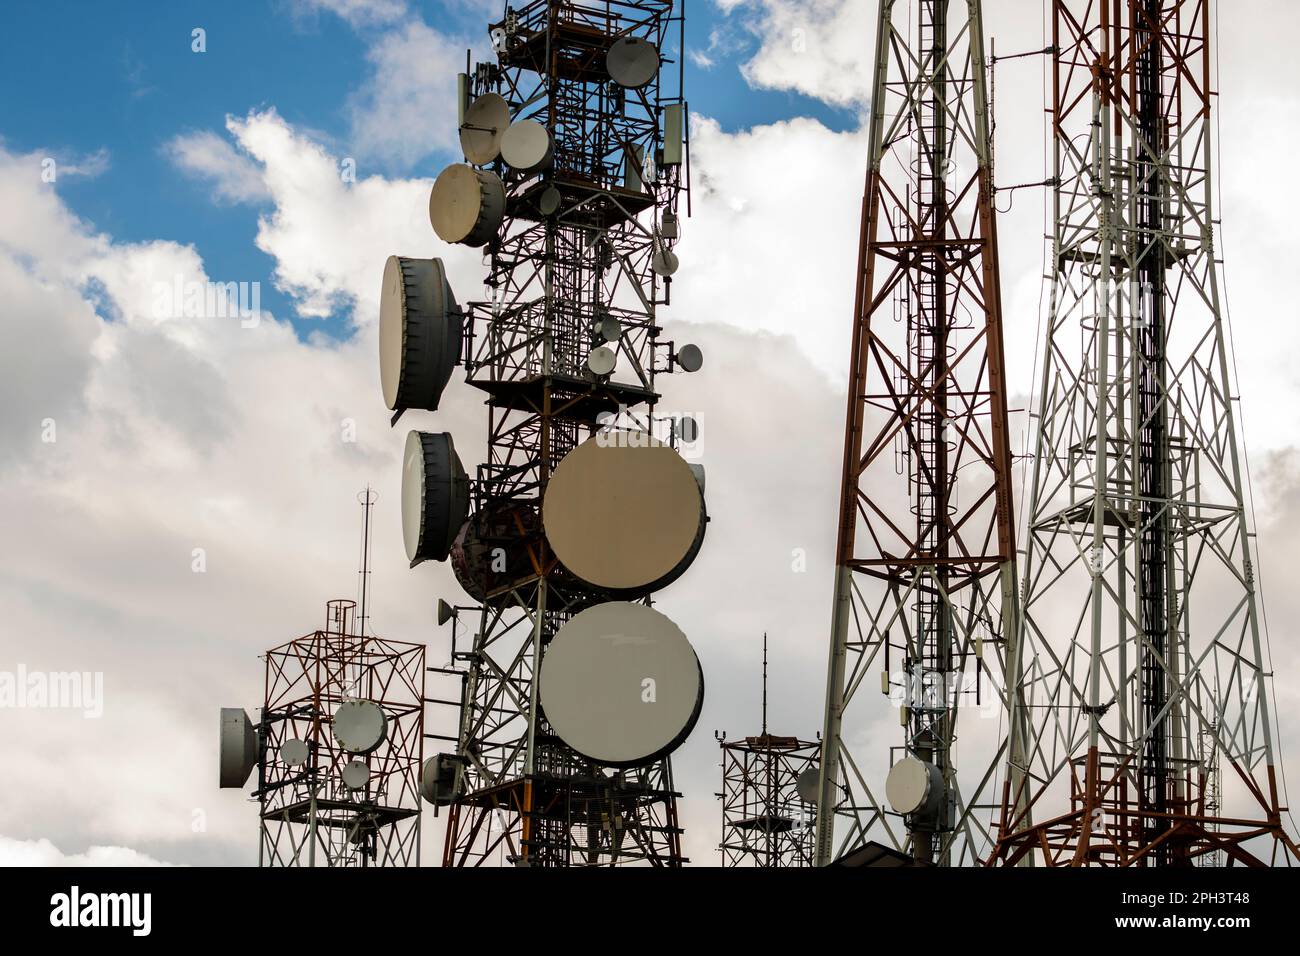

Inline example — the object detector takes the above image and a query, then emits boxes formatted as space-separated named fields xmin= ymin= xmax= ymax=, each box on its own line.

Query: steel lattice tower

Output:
xmin=814 ymin=0 xmax=1018 ymax=866
xmin=435 ymin=0 xmax=693 ymax=867
xmin=258 ymin=600 xmax=426 ymax=867
xmin=990 ymin=0 xmax=1298 ymax=867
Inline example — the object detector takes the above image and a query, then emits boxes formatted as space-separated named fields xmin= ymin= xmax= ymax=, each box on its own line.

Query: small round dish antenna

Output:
xmin=586 ymin=345 xmax=616 ymax=377
xmin=420 ymin=753 xmax=462 ymax=805
xmin=332 ymin=700 xmax=388 ymax=755
xmin=796 ymin=767 xmax=821 ymax=805
xmin=459 ymin=93 xmax=510 ymax=165
xmin=539 ymin=602 xmax=703 ymax=766
xmin=606 ymin=36 xmax=659 ymax=89
xmin=501 ymin=119 xmax=553 ymax=174
xmin=885 ymin=756 xmax=944 ymax=815
xmin=219 ymin=707 xmax=258 ymax=788
xmin=598 ymin=314 xmax=622 ymax=343
xmin=675 ymin=415 xmax=700 ymax=443
xmin=429 ymin=164 xmax=506 ymax=247
xmin=538 ymin=185 xmax=562 ymax=217
xmin=379 ymin=256 xmax=463 ymax=413
xmin=651 ymin=246 xmax=679 ymax=277
xmin=402 ymin=431 xmax=471 ymax=566
xmin=341 ymin=760 xmax=371 ymax=791
xmin=281 ymin=738 xmax=309 ymax=767
xmin=676 ymin=343 xmax=703 ymax=373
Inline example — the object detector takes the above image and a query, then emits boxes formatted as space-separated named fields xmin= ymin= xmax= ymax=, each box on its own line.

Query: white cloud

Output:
xmin=164 ymin=129 xmax=270 ymax=204
xmin=721 ymin=0 xmax=875 ymax=107
xmin=347 ymin=21 xmax=471 ymax=169
xmin=0 ymin=835 xmax=175 ymax=867
xmin=289 ymin=0 xmax=408 ymax=26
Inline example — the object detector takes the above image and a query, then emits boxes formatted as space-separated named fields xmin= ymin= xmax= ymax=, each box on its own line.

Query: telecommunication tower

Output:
xmin=219 ymin=493 xmax=426 ymax=867
xmin=814 ymin=0 xmax=1018 ymax=867
xmin=382 ymin=0 xmax=707 ymax=867
xmin=717 ymin=636 xmax=820 ymax=867
xmin=990 ymin=0 xmax=1298 ymax=867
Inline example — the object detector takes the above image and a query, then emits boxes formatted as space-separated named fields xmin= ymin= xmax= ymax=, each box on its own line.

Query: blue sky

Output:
xmin=0 ymin=0 xmax=852 ymax=340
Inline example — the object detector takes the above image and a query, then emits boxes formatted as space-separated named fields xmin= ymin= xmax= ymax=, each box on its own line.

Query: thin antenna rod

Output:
xmin=762 ymin=632 xmax=768 ymax=736
xmin=357 ymin=487 xmax=376 ymax=639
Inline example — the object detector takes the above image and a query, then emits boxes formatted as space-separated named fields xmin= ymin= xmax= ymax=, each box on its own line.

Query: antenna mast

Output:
xmin=814 ymin=0 xmax=1019 ymax=867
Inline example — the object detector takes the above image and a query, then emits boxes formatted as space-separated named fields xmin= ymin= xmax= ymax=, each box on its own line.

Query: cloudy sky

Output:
xmin=1 ymin=0 xmax=1298 ymax=866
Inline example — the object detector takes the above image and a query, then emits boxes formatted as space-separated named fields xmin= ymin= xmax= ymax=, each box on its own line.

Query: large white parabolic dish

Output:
xmin=542 ymin=431 xmax=705 ymax=593
xmin=379 ymin=256 xmax=462 ymax=412
xmin=429 ymin=164 xmax=506 ymax=247
xmin=539 ymin=601 xmax=703 ymax=767
xmin=402 ymin=430 xmax=470 ymax=566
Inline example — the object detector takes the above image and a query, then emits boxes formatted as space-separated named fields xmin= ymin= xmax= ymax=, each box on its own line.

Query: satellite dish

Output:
xmin=598 ymin=314 xmax=622 ymax=343
xmin=429 ymin=164 xmax=506 ymax=247
xmin=586 ymin=345 xmax=616 ymax=377
xmin=459 ymin=92 xmax=510 ymax=165
xmin=539 ymin=602 xmax=704 ymax=766
xmin=651 ymin=246 xmax=679 ymax=276
xmin=687 ymin=463 xmax=706 ymax=496
xmin=379 ymin=256 xmax=463 ymax=413
xmin=542 ymin=431 xmax=707 ymax=593
xmin=885 ymin=756 xmax=944 ymax=816
xmin=420 ymin=753 xmax=462 ymax=805
xmin=281 ymin=738 xmax=309 ymax=767
xmin=538 ymin=185 xmax=562 ymax=217
xmin=606 ymin=36 xmax=659 ymax=89
xmin=341 ymin=760 xmax=371 ymax=791
xmin=332 ymin=700 xmax=388 ymax=755
xmin=676 ymin=343 xmax=703 ymax=373
xmin=437 ymin=598 xmax=456 ymax=626
xmin=675 ymin=415 xmax=700 ymax=443
xmin=219 ymin=708 xmax=258 ymax=788
xmin=402 ymin=431 xmax=471 ymax=566
xmin=796 ymin=767 xmax=821 ymax=805
xmin=500 ymin=119 xmax=553 ymax=174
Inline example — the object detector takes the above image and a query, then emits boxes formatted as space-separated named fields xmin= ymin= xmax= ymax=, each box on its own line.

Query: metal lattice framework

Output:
xmin=436 ymin=0 xmax=694 ymax=867
xmin=718 ymin=734 xmax=819 ymax=867
xmin=989 ymin=0 xmax=1298 ymax=867
xmin=258 ymin=600 xmax=425 ymax=867
xmin=814 ymin=0 xmax=1019 ymax=867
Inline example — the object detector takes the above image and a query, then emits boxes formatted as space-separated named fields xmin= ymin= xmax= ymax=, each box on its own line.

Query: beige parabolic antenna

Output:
xmin=500 ymin=119 xmax=553 ymax=174
xmin=538 ymin=601 xmax=704 ymax=766
xmin=402 ymin=430 xmax=471 ymax=566
xmin=378 ymin=256 xmax=462 ymax=412
xmin=459 ymin=92 xmax=510 ymax=164
xmin=543 ymin=430 xmax=706 ymax=593
xmin=606 ymin=36 xmax=660 ymax=89
xmin=429 ymin=164 xmax=506 ymax=247
xmin=885 ymin=756 xmax=943 ymax=815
